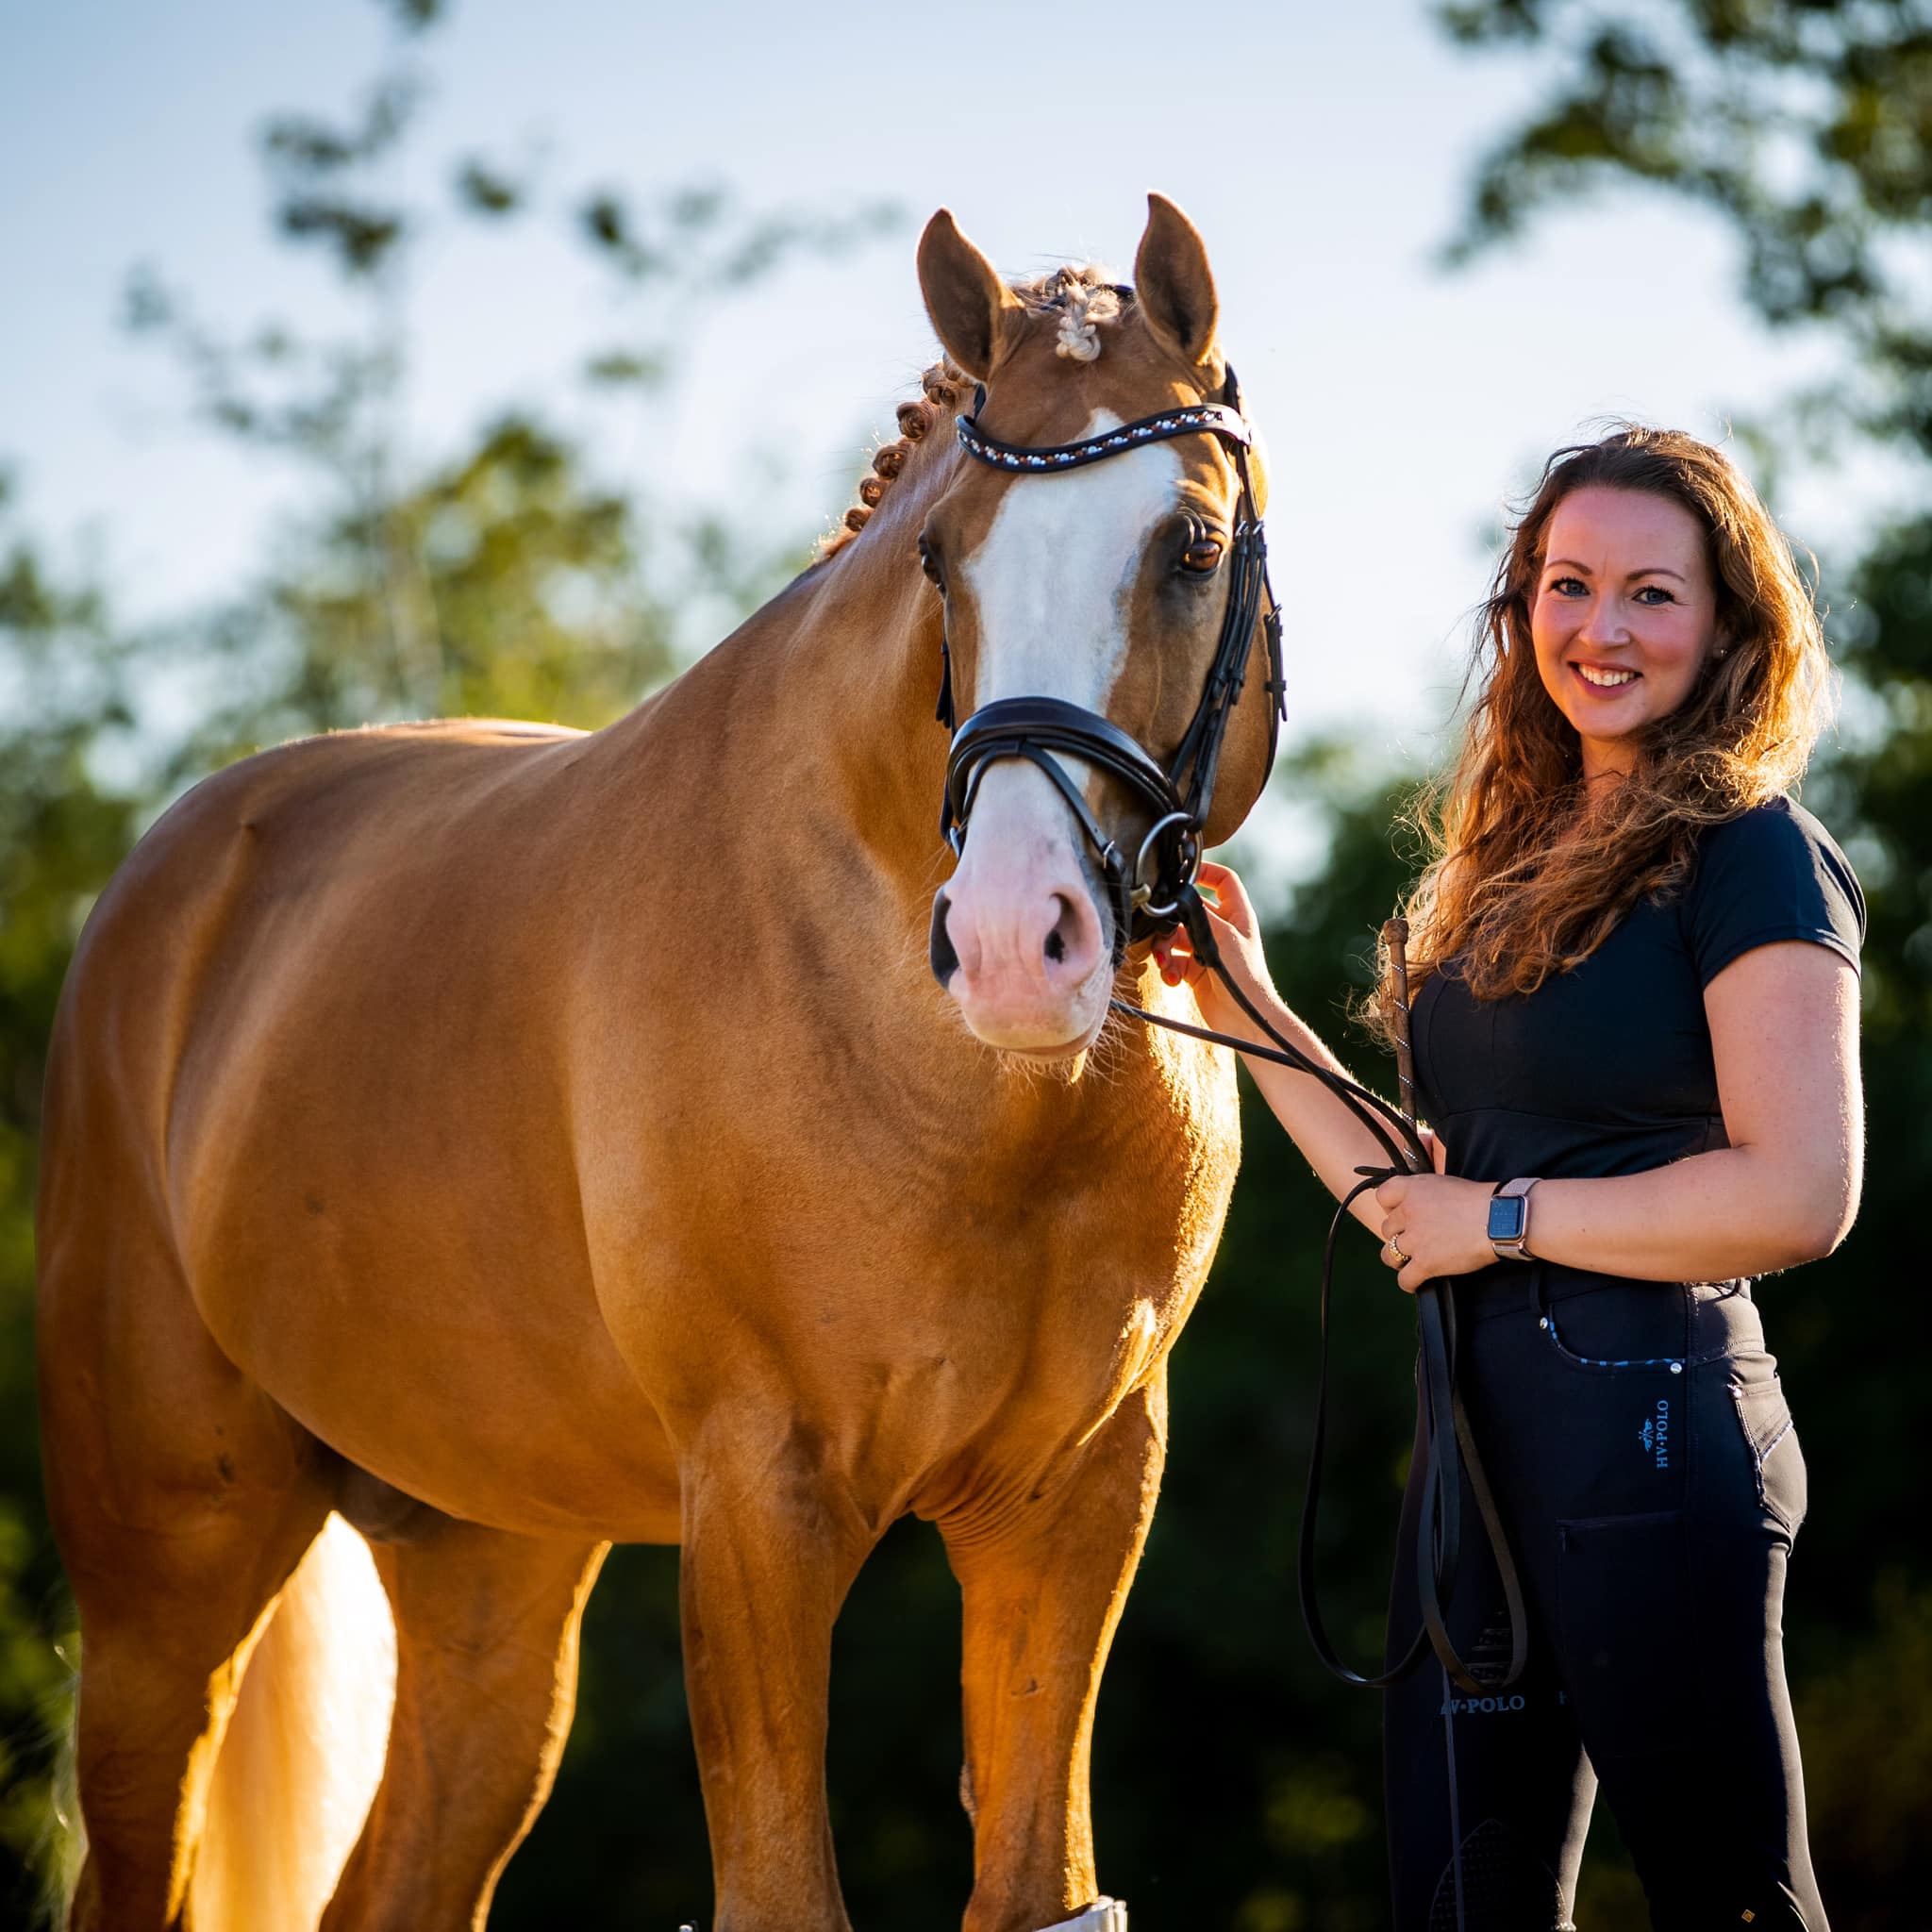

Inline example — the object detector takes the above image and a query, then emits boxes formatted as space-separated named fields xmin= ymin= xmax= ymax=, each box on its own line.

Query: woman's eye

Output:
xmin=1635 ymin=585 xmax=1675 ymax=605
xmin=1548 ymin=575 xmax=1587 ymax=596
xmin=1180 ymin=539 xmax=1224 ymax=575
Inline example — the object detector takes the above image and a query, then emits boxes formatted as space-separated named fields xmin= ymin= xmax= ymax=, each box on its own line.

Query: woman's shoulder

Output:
xmin=1692 ymin=794 xmax=1861 ymax=902
xmin=1681 ymin=794 xmax=1865 ymax=986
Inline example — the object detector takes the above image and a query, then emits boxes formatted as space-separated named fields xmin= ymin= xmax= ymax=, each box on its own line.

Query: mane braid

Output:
xmin=817 ymin=264 xmax=1128 ymax=560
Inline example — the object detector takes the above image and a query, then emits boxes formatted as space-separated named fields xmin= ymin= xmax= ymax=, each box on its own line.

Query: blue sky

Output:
xmin=2 ymin=0 xmax=1862 ymax=794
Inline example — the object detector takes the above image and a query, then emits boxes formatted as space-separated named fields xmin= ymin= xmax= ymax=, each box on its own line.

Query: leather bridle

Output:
xmin=936 ymin=371 xmax=1285 ymax=964
xmin=927 ymin=341 xmax=1526 ymax=1707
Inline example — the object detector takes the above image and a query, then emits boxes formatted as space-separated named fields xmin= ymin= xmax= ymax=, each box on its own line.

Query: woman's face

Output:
xmin=1529 ymin=485 xmax=1720 ymax=783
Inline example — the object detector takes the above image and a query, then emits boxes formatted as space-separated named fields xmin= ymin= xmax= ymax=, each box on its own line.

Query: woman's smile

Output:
xmin=1571 ymin=659 xmax=1640 ymax=691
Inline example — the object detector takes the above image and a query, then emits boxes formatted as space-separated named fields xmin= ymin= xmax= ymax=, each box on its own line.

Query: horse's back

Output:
xmin=49 ymin=718 xmax=586 ymax=1153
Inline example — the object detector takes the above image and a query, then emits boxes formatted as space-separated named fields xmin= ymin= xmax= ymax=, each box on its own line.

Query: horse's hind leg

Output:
xmin=40 ymin=1235 xmax=336 ymax=1930
xmin=943 ymin=1374 xmax=1168 ymax=1932
xmin=320 ymin=1515 xmax=606 ymax=1932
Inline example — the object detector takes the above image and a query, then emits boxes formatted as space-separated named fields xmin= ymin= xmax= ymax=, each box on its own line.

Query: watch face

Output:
xmin=1487 ymin=1196 xmax=1527 ymax=1242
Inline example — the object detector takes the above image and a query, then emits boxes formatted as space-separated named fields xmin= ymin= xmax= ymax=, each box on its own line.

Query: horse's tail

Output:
xmin=188 ymin=1513 xmax=397 ymax=1932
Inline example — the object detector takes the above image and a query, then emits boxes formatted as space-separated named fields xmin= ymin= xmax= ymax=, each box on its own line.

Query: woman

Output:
xmin=1157 ymin=426 xmax=1860 ymax=1929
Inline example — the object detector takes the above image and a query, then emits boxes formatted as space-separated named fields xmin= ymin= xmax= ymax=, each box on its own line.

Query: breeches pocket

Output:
xmin=1728 ymin=1358 xmax=1807 ymax=1541
xmin=1557 ymin=1508 xmax=1692 ymax=1761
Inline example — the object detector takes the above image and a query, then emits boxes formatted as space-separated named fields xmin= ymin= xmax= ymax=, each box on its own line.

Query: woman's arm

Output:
xmin=1157 ymin=861 xmax=1405 ymax=1235
xmin=1373 ymin=941 xmax=1863 ymax=1291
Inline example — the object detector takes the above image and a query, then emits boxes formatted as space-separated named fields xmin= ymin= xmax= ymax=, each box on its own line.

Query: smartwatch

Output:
xmin=1488 ymin=1177 xmax=1541 ymax=1261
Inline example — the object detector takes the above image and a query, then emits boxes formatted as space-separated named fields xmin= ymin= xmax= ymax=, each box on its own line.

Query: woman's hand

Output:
xmin=1372 ymin=1169 xmax=1495 ymax=1292
xmin=1150 ymin=860 xmax=1282 ymax=1041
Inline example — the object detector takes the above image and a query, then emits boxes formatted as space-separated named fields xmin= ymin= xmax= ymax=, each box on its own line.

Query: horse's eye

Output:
xmin=919 ymin=539 xmax=946 ymax=589
xmin=1180 ymin=538 xmax=1224 ymax=575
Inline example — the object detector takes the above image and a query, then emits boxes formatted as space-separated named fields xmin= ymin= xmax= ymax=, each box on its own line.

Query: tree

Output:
xmin=0 ymin=484 xmax=144 ymax=1917
xmin=1441 ymin=0 xmax=1932 ymax=455
xmin=120 ymin=0 xmax=893 ymax=755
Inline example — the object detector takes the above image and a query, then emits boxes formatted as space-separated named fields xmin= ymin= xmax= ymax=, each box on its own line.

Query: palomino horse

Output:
xmin=38 ymin=194 xmax=1278 ymax=1932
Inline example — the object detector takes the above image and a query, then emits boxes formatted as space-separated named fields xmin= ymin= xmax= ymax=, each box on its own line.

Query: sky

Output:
xmin=0 ymin=0 xmax=1868 ymax=806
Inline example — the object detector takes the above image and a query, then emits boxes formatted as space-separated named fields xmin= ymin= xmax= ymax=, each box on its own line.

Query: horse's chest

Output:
xmin=821 ymin=1047 xmax=1239 ymax=1351
xmin=595 ymin=1024 xmax=1241 ymax=1441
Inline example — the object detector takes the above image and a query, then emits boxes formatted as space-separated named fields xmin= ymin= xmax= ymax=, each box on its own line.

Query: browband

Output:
xmin=955 ymin=397 xmax=1255 ymax=473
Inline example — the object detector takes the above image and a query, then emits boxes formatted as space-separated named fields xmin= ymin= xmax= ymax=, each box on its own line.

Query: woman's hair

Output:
xmin=1367 ymin=425 xmax=1835 ymax=1041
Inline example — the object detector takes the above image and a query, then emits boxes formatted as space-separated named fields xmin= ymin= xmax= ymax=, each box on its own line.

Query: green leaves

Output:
xmin=1440 ymin=0 xmax=1932 ymax=417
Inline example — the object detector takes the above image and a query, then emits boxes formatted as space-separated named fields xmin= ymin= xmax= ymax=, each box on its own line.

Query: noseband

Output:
xmin=935 ymin=368 xmax=1285 ymax=962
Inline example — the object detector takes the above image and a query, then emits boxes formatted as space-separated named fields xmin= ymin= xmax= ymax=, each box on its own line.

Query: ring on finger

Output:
xmin=1386 ymin=1236 xmax=1409 ymax=1266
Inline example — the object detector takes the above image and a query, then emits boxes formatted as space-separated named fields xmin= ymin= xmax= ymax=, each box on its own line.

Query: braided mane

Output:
xmin=819 ymin=265 xmax=1127 ymax=561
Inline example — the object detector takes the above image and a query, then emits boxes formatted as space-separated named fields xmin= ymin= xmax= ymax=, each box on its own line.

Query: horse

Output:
xmin=37 ymin=192 xmax=1280 ymax=1932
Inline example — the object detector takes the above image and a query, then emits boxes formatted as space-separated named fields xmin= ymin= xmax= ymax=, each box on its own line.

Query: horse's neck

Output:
xmin=575 ymin=444 xmax=1182 ymax=1149
xmin=772 ymin=499 xmax=953 ymax=875
xmin=611 ymin=449 xmax=954 ymax=889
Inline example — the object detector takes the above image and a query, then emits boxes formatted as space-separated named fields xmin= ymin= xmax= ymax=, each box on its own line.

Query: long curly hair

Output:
xmin=1367 ymin=425 xmax=1835 ymax=1041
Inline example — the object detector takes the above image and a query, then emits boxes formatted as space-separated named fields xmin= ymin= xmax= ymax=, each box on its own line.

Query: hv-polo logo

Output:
xmin=1639 ymin=1399 xmax=1671 ymax=1469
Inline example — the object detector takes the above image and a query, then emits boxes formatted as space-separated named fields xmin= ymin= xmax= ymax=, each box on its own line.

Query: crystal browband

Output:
xmin=955 ymin=401 xmax=1255 ymax=473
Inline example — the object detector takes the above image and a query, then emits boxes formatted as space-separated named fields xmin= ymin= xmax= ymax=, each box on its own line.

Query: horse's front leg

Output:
xmin=943 ymin=1369 xmax=1167 ymax=1932
xmin=678 ymin=1408 xmax=877 ymax=1932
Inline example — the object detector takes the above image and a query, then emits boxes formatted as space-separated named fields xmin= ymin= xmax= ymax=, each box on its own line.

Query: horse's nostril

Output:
xmin=1043 ymin=893 xmax=1081 ymax=971
xmin=929 ymin=891 xmax=959 ymax=987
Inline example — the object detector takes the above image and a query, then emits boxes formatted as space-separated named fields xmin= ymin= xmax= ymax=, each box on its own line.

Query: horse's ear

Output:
xmin=1134 ymin=192 xmax=1220 ymax=371
xmin=918 ymin=209 xmax=1025 ymax=381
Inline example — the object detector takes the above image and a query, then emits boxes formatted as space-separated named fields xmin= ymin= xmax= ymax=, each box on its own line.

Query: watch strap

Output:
xmin=1490 ymin=1175 xmax=1541 ymax=1262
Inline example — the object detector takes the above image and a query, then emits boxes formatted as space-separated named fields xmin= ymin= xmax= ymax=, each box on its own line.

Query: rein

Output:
xmin=930 ymin=353 xmax=1526 ymax=1697
xmin=1113 ymin=895 xmax=1529 ymax=1698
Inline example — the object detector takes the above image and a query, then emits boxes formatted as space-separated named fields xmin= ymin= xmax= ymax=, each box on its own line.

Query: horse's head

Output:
xmin=916 ymin=194 xmax=1280 ymax=1058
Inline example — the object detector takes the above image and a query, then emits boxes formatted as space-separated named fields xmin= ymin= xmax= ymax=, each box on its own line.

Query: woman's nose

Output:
xmin=1577 ymin=594 xmax=1630 ymax=648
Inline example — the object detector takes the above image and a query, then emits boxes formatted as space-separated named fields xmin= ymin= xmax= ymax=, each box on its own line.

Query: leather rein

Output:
xmin=935 ymin=362 xmax=1527 ymax=1697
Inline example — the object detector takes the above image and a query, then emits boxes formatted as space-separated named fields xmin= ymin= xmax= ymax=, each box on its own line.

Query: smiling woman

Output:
xmin=1393 ymin=425 xmax=1835 ymax=1010
xmin=1157 ymin=425 xmax=1860 ymax=1928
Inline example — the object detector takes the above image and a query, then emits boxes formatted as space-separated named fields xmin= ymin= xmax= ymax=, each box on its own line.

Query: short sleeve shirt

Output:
xmin=1411 ymin=796 xmax=1865 ymax=1189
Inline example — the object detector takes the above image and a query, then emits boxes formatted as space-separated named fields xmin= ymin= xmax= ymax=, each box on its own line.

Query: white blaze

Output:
xmin=961 ymin=410 xmax=1183 ymax=732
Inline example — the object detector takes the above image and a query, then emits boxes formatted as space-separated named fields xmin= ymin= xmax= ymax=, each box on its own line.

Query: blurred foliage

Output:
xmin=3 ymin=0 xmax=1929 ymax=1927
xmin=175 ymin=415 xmax=674 ymax=765
xmin=1440 ymin=0 xmax=1932 ymax=457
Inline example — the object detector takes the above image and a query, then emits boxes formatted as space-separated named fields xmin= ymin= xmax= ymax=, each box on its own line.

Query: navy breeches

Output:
xmin=1382 ymin=1274 xmax=1826 ymax=1931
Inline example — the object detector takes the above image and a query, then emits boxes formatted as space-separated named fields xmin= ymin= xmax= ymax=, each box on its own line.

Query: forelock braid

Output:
xmin=816 ymin=266 xmax=1124 ymax=562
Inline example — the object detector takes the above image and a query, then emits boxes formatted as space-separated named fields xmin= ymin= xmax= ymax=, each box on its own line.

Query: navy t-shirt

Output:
xmin=1411 ymin=796 xmax=1865 ymax=1188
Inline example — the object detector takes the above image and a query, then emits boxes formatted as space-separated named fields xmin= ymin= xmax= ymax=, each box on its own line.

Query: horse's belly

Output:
xmin=191 ymin=1236 xmax=684 ymax=1542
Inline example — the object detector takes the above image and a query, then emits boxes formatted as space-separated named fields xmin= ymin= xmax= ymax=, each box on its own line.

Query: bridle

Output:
xmin=927 ymin=342 xmax=1528 ymax=1720
xmin=936 ymin=367 xmax=1285 ymax=965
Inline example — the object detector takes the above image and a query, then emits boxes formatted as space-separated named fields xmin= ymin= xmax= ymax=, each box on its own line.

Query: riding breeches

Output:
xmin=1381 ymin=1272 xmax=1828 ymax=1931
